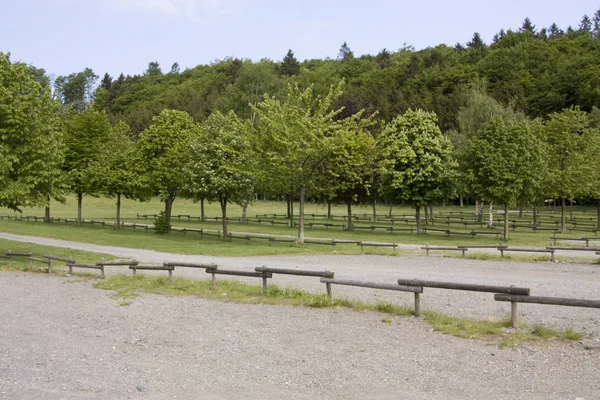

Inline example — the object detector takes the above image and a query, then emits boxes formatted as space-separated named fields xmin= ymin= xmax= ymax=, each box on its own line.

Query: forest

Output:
xmin=1 ymin=10 xmax=600 ymax=243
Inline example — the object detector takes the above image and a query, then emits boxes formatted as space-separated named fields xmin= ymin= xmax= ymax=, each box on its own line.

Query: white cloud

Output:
xmin=110 ymin=0 xmax=240 ymax=23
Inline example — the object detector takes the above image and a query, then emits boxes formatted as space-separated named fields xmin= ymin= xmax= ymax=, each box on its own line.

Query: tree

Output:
xmin=145 ymin=61 xmax=162 ymax=76
xmin=520 ymin=17 xmax=536 ymax=34
xmin=376 ymin=48 xmax=392 ymax=69
xmin=54 ymin=68 xmax=98 ymax=112
xmin=185 ymin=111 xmax=256 ymax=238
xmin=280 ymin=49 xmax=300 ymax=76
xmin=100 ymin=73 xmax=112 ymax=90
xmin=536 ymin=107 xmax=590 ymax=232
xmin=315 ymin=113 xmax=377 ymax=230
xmin=0 ymin=52 xmax=65 ymax=211
xmin=465 ymin=118 xmax=545 ymax=240
xmin=171 ymin=62 xmax=180 ymax=74
xmin=337 ymin=42 xmax=354 ymax=61
xmin=90 ymin=121 xmax=146 ymax=229
xmin=252 ymin=81 xmax=358 ymax=243
xmin=134 ymin=109 xmax=199 ymax=225
xmin=379 ymin=110 xmax=456 ymax=234
xmin=63 ymin=109 xmax=113 ymax=222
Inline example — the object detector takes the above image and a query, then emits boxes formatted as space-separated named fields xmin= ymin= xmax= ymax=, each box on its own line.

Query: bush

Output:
xmin=154 ymin=211 xmax=171 ymax=235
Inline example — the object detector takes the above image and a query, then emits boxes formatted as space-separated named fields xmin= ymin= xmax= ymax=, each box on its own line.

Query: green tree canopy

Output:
xmin=379 ymin=109 xmax=456 ymax=233
xmin=0 ymin=52 xmax=65 ymax=211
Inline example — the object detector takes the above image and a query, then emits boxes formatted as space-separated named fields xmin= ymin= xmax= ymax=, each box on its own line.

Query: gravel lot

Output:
xmin=1 ymin=272 xmax=600 ymax=400
xmin=1 ymin=233 xmax=600 ymax=399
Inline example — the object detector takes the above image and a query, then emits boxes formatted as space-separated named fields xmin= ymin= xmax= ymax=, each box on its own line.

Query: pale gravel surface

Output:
xmin=1 ymin=233 xmax=600 ymax=399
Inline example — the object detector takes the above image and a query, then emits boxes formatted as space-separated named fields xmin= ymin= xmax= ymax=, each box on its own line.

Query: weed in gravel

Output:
xmin=423 ymin=311 xmax=512 ymax=339
xmin=381 ymin=317 xmax=393 ymax=324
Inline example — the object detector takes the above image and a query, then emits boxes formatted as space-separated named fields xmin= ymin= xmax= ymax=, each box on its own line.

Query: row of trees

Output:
xmin=3 ymin=50 xmax=600 ymax=242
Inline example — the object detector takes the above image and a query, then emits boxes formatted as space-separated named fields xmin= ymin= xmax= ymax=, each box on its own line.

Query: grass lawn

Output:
xmin=0 ymin=195 xmax=598 ymax=256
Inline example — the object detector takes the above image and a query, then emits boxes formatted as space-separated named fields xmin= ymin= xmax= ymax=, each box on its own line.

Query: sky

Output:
xmin=1 ymin=0 xmax=598 ymax=78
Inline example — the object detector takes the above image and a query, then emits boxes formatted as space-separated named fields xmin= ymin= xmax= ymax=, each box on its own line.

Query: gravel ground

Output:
xmin=1 ymin=272 xmax=600 ymax=400
xmin=2 ymin=233 xmax=600 ymax=399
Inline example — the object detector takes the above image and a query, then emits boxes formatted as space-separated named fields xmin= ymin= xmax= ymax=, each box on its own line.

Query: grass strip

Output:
xmin=95 ymin=274 xmax=584 ymax=347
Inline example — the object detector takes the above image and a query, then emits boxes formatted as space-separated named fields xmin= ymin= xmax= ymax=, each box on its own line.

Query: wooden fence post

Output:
xmin=510 ymin=285 xmax=518 ymax=328
xmin=414 ymin=292 xmax=421 ymax=317
xmin=262 ymin=266 xmax=268 ymax=295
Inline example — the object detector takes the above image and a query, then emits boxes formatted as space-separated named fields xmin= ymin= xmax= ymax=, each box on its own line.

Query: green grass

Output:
xmin=1 ymin=195 xmax=598 ymax=257
xmin=95 ymin=274 xmax=584 ymax=347
xmin=0 ymin=238 xmax=115 ymax=274
xmin=423 ymin=310 xmax=583 ymax=348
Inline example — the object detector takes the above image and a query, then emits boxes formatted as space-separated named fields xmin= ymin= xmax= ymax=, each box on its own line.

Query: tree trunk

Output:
xmin=372 ymin=197 xmax=377 ymax=221
xmin=561 ymin=197 xmax=566 ymax=233
xmin=533 ymin=206 xmax=538 ymax=226
xmin=416 ymin=206 xmax=422 ymax=234
xmin=220 ymin=197 xmax=228 ymax=239
xmin=77 ymin=192 xmax=83 ymax=224
xmin=327 ymin=201 xmax=332 ymax=220
xmin=488 ymin=202 xmax=494 ymax=228
xmin=518 ymin=199 xmax=524 ymax=218
xmin=44 ymin=196 xmax=51 ymax=223
xmin=286 ymin=195 xmax=291 ymax=219
xmin=424 ymin=205 xmax=429 ymax=226
xmin=346 ymin=201 xmax=353 ymax=231
xmin=504 ymin=203 xmax=509 ymax=241
xmin=200 ymin=198 xmax=205 ymax=221
xmin=459 ymin=193 xmax=464 ymax=208
xmin=597 ymin=200 xmax=600 ymax=230
xmin=429 ymin=205 xmax=434 ymax=224
xmin=115 ymin=193 xmax=121 ymax=230
xmin=298 ymin=186 xmax=305 ymax=244
xmin=241 ymin=200 xmax=248 ymax=224
xmin=476 ymin=200 xmax=482 ymax=223
xmin=289 ymin=196 xmax=294 ymax=228
xmin=388 ymin=204 xmax=393 ymax=218
xmin=164 ymin=195 xmax=174 ymax=224
xmin=569 ymin=199 xmax=574 ymax=221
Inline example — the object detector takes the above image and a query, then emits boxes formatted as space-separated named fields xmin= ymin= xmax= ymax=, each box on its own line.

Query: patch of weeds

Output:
xmin=423 ymin=311 xmax=512 ymax=339
xmin=381 ymin=317 xmax=393 ymax=324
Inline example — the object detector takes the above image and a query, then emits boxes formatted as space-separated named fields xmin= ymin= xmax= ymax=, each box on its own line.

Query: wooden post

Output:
xmin=511 ymin=301 xmax=519 ymax=328
xmin=550 ymin=250 xmax=555 ymax=262
xmin=132 ymin=266 xmax=136 ymax=276
xmin=68 ymin=255 xmax=73 ymax=274
xmin=168 ymin=269 xmax=173 ymax=283
xmin=425 ymin=243 xmax=429 ymax=256
xmin=326 ymin=282 xmax=332 ymax=298
xmin=47 ymin=258 xmax=52 ymax=274
xmin=100 ymin=265 xmax=105 ymax=278
xmin=211 ymin=271 xmax=216 ymax=291
xmin=262 ymin=277 xmax=268 ymax=295
xmin=414 ymin=292 xmax=421 ymax=317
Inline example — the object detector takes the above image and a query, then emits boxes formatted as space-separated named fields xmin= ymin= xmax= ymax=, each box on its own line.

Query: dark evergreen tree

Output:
xmin=171 ymin=62 xmax=180 ymax=74
xmin=280 ymin=49 xmax=300 ymax=76
xmin=580 ymin=15 xmax=592 ymax=34
xmin=337 ymin=42 xmax=354 ymax=61
xmin=100 ymin=73 xmax=112 ymax=90
xmin=548 ymin=23 xmax=563 ymax=38
xmin=145 ymin=61 xmax=162 ymax=76
xmin=520 ymin=17 xmax=536 ymax=34
xmin=593 ymin=9 xmax=600 ymax=38
xmin=375 ymin=48 xmax=392 ymax=69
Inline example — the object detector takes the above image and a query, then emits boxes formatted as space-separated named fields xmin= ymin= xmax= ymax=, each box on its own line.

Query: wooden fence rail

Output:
xmin=321 ymin=278 xmax=424 ymax=315
xmin=494 ymin=294 xmax=600 ymax=327
xmin=255 ymin=267 xmax=334 ymax=295
xmin=396 ymin=279 xmax=530 ymax=295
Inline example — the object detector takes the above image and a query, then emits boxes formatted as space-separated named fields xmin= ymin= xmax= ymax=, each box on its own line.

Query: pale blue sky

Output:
xmin=1 ymin=0 xmax=598 ymax=78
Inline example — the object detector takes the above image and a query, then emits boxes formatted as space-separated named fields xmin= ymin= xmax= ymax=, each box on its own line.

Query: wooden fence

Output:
xmin=3 ymin=248 xmax=599 ymax=329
